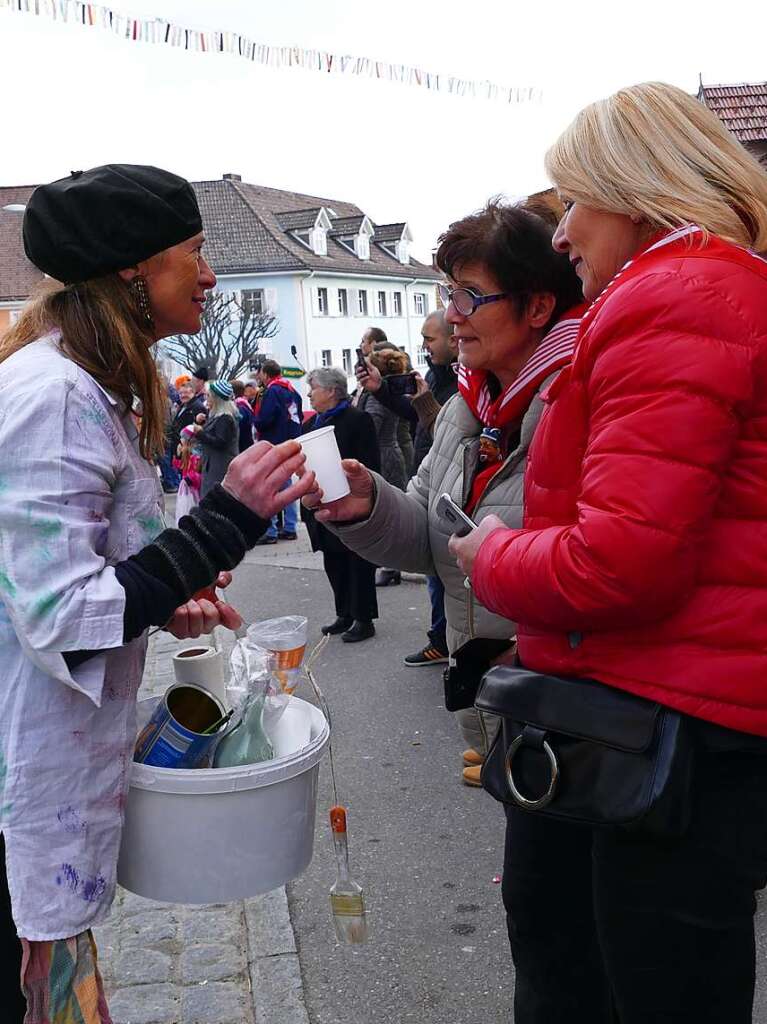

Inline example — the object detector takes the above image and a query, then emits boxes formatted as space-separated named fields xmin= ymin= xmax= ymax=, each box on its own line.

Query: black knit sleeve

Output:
xmin=62 ymin=486 xmax=269 ymax=668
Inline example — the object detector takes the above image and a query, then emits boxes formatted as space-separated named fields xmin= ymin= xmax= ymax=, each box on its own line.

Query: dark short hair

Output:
xmin=436 ymin=198 xmax=583 ymax=325
xmin=230 ymin=380 xmax=245 ymax=398
xmin=260 ymin=359 xmax=282 ymax=379
xmin=364 ymin=327 xmax=388 ymax=344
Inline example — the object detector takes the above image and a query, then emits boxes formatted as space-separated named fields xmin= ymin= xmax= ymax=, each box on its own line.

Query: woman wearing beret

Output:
xmin=195 ymin=378 xmax=239 ymax=496
xmin=0 ymin=164 xmax=314 ymax=1022
xmin=451 ymin=84 xmax=767 ymax=1022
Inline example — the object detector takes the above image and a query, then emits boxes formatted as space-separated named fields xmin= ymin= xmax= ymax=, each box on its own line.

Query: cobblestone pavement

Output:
xmin=93 ymin=629 xmax=310 ymax=1024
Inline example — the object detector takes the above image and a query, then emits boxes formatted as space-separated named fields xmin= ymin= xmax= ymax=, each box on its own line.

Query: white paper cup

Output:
xmin=299 ymin=425 xmax=350 ymax=503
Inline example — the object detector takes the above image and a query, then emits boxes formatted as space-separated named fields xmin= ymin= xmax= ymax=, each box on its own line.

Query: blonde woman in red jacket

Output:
xmin=451 ymin=82 xmax=767 ymax=1023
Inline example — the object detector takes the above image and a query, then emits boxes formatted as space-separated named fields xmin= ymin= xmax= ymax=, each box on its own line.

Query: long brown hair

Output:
xmin=0 ymin=275 xmax=165 ymax=460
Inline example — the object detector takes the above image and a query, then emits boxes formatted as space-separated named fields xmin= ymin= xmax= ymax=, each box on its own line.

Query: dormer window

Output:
xmin=396 ymin=239 xmax=410 ymax=264
xmin=355 ymin=234 xmax=370 ymax=260
xmin=311 ymin=226 xmax=327 ymax=256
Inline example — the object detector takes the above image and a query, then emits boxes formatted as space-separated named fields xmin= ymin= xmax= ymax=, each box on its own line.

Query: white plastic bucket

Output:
xmin=117 ymin=697 xmax=329 ymax=903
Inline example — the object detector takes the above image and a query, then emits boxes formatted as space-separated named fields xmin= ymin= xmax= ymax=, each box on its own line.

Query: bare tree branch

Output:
xmin=162 ymin=291 xmax=280 ymax=379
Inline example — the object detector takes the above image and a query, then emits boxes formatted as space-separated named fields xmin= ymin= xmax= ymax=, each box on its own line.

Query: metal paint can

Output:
xmin=134 ymin=683 xmax=227 ymax=769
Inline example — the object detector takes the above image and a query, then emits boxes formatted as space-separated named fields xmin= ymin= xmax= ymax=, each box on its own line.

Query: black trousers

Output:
xmin=322 ymin=549 xmax=378 ymax=622
xmin=1 ymin=835 xmax=27 ymax=1022
xmin=502 ymin=748 xmax=767 ymax=1023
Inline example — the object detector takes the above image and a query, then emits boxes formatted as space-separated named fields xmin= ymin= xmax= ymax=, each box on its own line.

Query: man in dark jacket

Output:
xmin=356 ymin=311 xmax=458 ymax=665
xmin=253 ymin=359 xmax=304 ymax=542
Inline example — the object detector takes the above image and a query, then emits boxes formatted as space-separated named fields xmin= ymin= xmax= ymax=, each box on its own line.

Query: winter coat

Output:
xmin=197 ymin=413 xmax=238 ymax=497
xmin=252 ymin=380 xmax=303 ymax=445
xmin=301 ymin=405 xmax=380 ymax=555
xmin=169 ymin=392 xmax=206 ymax=452
xmin=234 ymin=397 xmax=254 ymax=452
xmin=357 ymin=390 xmax=407 ymax=490
xmin=473 ymin=228 xmax=767 ymax=737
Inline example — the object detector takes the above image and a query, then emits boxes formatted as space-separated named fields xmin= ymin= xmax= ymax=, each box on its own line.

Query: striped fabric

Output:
xmin=20 ymin=931 xmax=112 ymax=1024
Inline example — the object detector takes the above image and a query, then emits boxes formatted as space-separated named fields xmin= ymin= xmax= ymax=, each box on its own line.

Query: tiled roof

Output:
xmin=0 ymin=177 xmax=439 ymax=300
xmin=274 ymin=208 xmax=322 ymax=231
xmin=373 ymin=223 xmax=407 ymax=242
xmin=328 ymin=215 xmax=366 ymax=235
xmin=0 ymin=186 xmax=45 ymax=301
xmin=699 ymin=82 xmax=767 ymax=143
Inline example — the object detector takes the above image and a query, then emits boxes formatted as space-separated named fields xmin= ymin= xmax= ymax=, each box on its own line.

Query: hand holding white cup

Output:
xmin=298 ymin=425 xmax=350 ymax=503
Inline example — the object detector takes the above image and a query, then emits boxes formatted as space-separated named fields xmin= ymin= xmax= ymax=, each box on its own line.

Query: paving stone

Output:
xmin=181 ymin=980 xmax=252 ymax=1024
xmin=108 ymin=983 xmax=182 ymax=1024
xmin=120 ymin=911 xmax=180 ymax=949
xmin=250 ymin=954 xmax=309 ymax=1024
xmin=180 ymin=905 xmax=245 ymax=945
xmin=245 ymin=889 xmax=296 ymax=959
xmin=120 ymin=888 xmax=179 ymax=918
xmin=180 ymin=942 xmax=247 ymax=983
xmin=112 ymin=947 xmax=174 ymax=986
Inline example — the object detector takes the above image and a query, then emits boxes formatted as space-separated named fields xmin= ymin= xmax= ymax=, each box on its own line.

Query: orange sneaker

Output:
xmin=462 ymin=748 xmax=485 ymax=767
xmin=462 ymin=765 xmax=483 ymax=787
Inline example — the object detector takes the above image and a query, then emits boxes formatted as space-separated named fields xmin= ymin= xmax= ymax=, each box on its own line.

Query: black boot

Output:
xmin=321 ymin=616 xmax=353 ymax=636
xmin=341 ymin=620 xmax=376 ymax=643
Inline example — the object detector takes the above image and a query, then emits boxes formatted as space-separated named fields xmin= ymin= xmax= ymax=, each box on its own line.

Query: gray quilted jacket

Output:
xmin=330 ymin=385 xmax=552 ymax=754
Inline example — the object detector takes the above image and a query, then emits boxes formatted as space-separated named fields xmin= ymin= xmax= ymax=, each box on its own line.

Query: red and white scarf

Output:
xmin=457 ymin=306 xmax=585 ymax=429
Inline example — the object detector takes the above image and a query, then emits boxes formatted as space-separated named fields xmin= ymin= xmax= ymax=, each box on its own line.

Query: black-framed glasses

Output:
xmin=438 ymin=282 xmax=510 ymax=317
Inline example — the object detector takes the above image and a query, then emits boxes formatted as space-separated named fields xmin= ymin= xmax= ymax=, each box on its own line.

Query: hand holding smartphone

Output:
xmin=436 ymin=492 xmax=477 ymax=537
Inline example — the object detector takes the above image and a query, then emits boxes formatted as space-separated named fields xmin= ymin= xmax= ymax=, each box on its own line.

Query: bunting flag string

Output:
xmin=0 ymin=0 xmax=541 ymax=103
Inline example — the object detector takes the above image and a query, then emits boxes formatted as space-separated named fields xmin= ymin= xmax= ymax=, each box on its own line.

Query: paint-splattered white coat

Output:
xmin=0 ymin=335 xmax=164 ymax=939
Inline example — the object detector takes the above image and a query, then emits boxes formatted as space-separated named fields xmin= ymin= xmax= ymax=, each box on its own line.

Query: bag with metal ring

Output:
xmin=475 ymin=665 xmax=695 ymax=837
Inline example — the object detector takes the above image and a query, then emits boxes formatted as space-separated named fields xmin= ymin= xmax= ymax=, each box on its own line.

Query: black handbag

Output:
xmin=442 ymin=637 xmax=514 ymax=713
xmin=475 ymin=665 xmax=695 ymax=836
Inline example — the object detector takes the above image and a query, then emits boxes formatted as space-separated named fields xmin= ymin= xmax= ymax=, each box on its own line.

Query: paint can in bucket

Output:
xmin=134 ymin=683 xmax=227 ymax=768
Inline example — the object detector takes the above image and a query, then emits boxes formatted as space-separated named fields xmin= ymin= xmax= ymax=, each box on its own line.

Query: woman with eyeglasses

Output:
xmin=300 ymin=198 xmax=583 ymax=784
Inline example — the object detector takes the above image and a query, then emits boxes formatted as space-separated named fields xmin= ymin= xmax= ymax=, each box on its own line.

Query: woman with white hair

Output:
xmin=302 ymin=366 xmax=380 ymax=643
xmin=450 ymin=82 xmax=767 ymax=1023
xmin=195 ymin=378 xmax=239 ymax=496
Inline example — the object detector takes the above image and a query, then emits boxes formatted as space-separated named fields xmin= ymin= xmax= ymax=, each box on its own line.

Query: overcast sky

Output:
xmin=1 ymin=0 xmax=765 ymax=258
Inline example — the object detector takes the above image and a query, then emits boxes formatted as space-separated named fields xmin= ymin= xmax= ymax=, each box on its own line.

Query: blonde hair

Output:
xmin=0 ymin=276 xmax=165 ymax=459
xmin=545 ymin=81 xmax=767 ymax=252
xmin=206 ymin=390 xmax=237 ymax=419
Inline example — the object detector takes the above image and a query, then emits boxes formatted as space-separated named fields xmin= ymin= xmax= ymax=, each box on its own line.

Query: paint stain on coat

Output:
xmin=0 ymin=570 xmax=16 ymax=597
xmin=32 ymin=592 xmax=62 ymax=618
xmin=56 ymin=863 xmax=107 ymax=903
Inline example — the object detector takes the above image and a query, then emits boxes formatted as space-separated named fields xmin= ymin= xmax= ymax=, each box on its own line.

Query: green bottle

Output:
xmin=213 ymin=692 xmax=274 ymax=767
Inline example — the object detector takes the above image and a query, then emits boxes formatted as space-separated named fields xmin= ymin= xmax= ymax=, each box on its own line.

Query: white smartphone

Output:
xmin=436 ymin=492 xmax=477 ymax=537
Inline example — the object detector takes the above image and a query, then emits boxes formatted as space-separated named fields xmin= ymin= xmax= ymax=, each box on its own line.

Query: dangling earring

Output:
xmin=130 ymin=275 xmax=154 ymax=328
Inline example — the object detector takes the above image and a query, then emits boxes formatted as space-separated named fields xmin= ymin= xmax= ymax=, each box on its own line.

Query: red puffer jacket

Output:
xmin=472 ymin=227 xmax=767 ymax=735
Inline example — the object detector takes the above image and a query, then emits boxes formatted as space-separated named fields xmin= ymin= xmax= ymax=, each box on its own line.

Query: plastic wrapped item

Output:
xmin=246 ymin=616 xmax=308 ymax=695
xmin=215 ymin=642 xmax=275 ymax=768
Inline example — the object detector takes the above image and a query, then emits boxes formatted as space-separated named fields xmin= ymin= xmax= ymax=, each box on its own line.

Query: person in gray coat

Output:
xmin=195 ymin=379 xmax=239 ymax=497
xmin=301 ymin=199 xmax=583 ymax=784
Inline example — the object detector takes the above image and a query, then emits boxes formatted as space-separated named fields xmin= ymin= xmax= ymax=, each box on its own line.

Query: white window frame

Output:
xmin=342 ymin=349 xmax=353 ymax=375
xmin=392 ymin=291 xmax=403 ymax=317
xmin=317 ymin=287 xmax=329 ymax=316
xmin=338 ymin=288 xmax=349 ymax=316
xmin=413 ymin=292 xmax=426 ymax=316
xmin=321 ymin=349 xmax=332 ymax=368
xmin=357 ymin=289 xmax=368 ymax=315
xmin=241 ymin=288 xmax=265 ymax=316
xmin=415 ymin=347 xmax=428 ymax=367
xmin=377 ymin=290 xmax=387 ymax=316
xmin=355 ymin=234 xmax=370 ymax=260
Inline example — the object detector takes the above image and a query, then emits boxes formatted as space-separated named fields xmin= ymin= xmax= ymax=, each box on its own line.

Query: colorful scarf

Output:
xmin=457 ymin=308 xmax=584 ymax=514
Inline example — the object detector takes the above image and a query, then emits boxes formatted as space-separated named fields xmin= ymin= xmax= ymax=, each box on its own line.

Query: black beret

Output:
xmin=192 ymin=365 xmax=210 ymax=382
xmin=23 ymin=164 xmax=203 ymax=284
